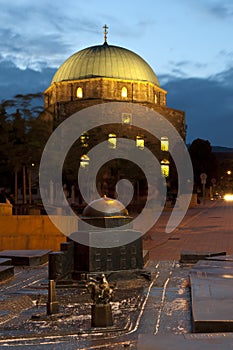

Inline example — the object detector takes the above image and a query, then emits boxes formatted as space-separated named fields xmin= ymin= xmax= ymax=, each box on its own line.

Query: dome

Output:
xmin=82 ymin=196 xmax=128 ymax=217
xmin=51 ymin=43 xmax=160 ymax=86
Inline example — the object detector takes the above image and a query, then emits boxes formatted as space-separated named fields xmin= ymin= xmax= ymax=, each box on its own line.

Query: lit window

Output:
xmin=108 ymin=134 xmax=117 ymax=149
xmin=122 ymin=113 xmax=132 ymax=124
xmin=121 ymin=86 xmax=127 ymax=98
xmin=161 ymin=159 xmax=170 ymax=178
xmin=76 ymin=87 xmax=83 ymax=98
xmin=80 ymin=132 xmax=89 ymax=147
xmin=80 ymin=154 xmax=89 ymax=168
xmin=136 ymin=136 xmax=144 ymax=150
xmin=154 ymin=94 xmax=158 ymax=104
xmin=161 ymin=136 xmax=169 ymax=151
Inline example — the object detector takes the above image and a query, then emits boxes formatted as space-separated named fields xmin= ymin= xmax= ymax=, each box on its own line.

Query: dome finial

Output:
xmin=103 ymin=24 xmax=108 ymax=44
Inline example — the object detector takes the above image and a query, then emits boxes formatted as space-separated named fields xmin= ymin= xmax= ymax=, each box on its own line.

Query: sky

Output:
xmin=0 ymin=0 xmax=233 ymax=147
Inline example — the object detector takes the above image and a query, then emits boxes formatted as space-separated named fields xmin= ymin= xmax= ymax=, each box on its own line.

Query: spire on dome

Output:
xmin=103 ymin=24 xmax=108 ymax=44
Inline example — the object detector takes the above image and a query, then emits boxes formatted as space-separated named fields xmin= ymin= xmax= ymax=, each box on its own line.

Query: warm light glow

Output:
xmin=224 ymin=193 xmax=233 ymax=201
xmin=80 ymin=154 xmax=89 ymax=168
xmin=121 ymin=86 xmax=127 ymax=98
xmin=108 ymin=134 xmax=117 ymax=149
xmin=154 ymin=94 xmax=158 ymax=104
xmin=80 ymin=133 xmax=89 ymax=147
xmin=161 ymin=159 xmax=170 ymax=178
xmin=136 ymin=136 xmax=144 ymax=150
xmin=31 ymin=163 xmax=35 ymax=167
xmin=227 ymin=170 xmax=232 ymax=175
xmin=122 ymin=113 xmax=131 ymax=124
xmin=161 ymin=136 xmax=169 ymax=151
xmin=76 ymin=87 xmax=83 ymax=98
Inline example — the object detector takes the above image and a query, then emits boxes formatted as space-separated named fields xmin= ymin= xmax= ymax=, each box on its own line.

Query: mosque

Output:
xmin=42 ymin=26 xmax=186 ymax=200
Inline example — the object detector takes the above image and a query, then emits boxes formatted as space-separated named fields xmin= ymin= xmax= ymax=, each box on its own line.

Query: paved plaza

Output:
xmin=0 ymin=199 xmax=232 ymax=349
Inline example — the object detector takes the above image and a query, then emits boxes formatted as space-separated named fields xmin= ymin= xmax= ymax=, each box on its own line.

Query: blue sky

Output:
xmin=1 ymin=0 xmax=233 ymax=147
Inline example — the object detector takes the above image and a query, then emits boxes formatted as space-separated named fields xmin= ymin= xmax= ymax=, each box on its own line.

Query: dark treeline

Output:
xmin=0 ymin=93 xmax=51 ymax=204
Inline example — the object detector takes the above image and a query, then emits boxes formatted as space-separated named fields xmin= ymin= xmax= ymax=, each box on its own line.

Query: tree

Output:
xmin=189 ymin=138 xmax=219 ymax=190
xmin=0 ymin=92 xmax=48 ymax=204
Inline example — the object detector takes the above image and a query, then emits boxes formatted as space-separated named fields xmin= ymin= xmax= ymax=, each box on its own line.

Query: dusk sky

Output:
xmin=1 ymin=0 xmax=233 ymax=147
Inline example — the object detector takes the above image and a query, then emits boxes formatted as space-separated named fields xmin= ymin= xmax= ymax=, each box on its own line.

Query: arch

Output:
xmin=108 ymin=133 xmax=117 ymax=149
xmin=80 ymin=154 xmax=89 ymax=168
xmin=161 ymin=159 xmax=170 ymax=178
xmin=121 ymin=86 xmax=128 ymax=98
xmin=136 ymin=135 xmax=144 ymax=150
xmin=161 ymin=136 xmax=169 ymax=151
xmin=76 ymin=87 xmax=83 ymax=98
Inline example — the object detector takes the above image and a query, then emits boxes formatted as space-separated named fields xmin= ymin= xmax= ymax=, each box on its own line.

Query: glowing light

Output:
xmin=227 ymin=170 xmax=232 ymax=175
xmin=108 ymin=134 xmax=117 ymax=149
xmin=80 ymin=154 xmax=89 ymax=168
xmin=161 ymin=159 xmax=170 ymax=178
xmin=76 ymin=87 xmax=83 ymax=98
xmin=224 ymin=193 xmax=233 ymax=201
xmin=136 ymin=136 xmax=144 ymax=150
xmin=121 ymin=86 xmax=127 ymax=98
xmin=80 ymin=132 xmax=89 ymax=147
xmin=122 ymin=113 xmax=131 ymax=124
xmin=161 ymin=136 xmax=169 ymax=151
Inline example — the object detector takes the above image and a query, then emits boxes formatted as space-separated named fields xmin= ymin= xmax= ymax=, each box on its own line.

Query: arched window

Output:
xmin=108 ymin=133 xmax=117 ymax=149
xmin=136 ymin=135 xmax=144 ymax=150
xmin=154 ymin=93 xmax=158 ymax=104
xmin=161 ymin=136 xmax=169 ymax=151
xmin=161 ymin=159 xmax=170 ymax=178
xmin=80 ymin=154 xmax=89 ymax=168
xmin=76 ymin=87 xmax=83 ymax=98
xmin=121 ymin=86 xmax=127 ymax=98
xmin=80 ymin=132 xmax=89 ymax=148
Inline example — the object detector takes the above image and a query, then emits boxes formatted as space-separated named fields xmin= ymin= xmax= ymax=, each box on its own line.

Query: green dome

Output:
xmin=51 ymin=43 xmax=160 ymax=86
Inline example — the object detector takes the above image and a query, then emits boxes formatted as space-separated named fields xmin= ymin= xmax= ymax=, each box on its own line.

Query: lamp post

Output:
xmin=200 ymin=173 xmax=207 ymax=204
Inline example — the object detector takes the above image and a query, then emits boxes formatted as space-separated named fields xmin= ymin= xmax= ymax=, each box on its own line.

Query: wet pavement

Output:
xmin=0 ymin=200 xmax=233 ymax=349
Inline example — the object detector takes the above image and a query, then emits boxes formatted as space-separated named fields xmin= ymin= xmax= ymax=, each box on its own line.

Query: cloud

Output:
xmin=161 ymin=68 xmax=233 ymax=147
xmin=0 ymin=59 xmax=55 ymax=101
xmin=208 ymin=2 xmax=233 ymax=18
xmin=0 ymin=1 xmax=101 ymax=70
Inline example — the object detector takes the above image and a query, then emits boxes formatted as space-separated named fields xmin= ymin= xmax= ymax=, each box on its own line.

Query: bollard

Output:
xmin=47 ymin=279 xmax=59 ymax=315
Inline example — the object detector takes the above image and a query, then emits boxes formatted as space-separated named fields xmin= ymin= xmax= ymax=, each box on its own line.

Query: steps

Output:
xmin=0 ymin=258 xmax=14 ymax=282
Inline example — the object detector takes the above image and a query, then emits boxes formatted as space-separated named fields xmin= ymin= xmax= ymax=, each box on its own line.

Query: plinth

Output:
xmin=91 ymin=303 xmax=113 ymax=327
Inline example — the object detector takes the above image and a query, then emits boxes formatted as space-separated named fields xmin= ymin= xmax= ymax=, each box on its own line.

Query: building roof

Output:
xmin=51 ymin=43 xmax=160 ymax=86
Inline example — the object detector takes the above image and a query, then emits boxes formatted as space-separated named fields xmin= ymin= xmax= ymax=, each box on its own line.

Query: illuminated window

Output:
xmin=161 ymin=136 xmax=169 ymax=151
xmin=122 ymin=113 xmax=132 ymax=124
xmin=80 ymin=132 xmax=89 ymax=147
xmin=76 ymin=87 xmax=83 ymax=98
xmin=108 ymin=133 xmax=117 ymax=149
xmin=121 ymin=86 xmax=127 ymax=98
xmin=161 ymin=159 xmax=170 ymax=178
xmin=80 ymin=154 xmax=89 ymax=168
xmin=136 ymin=136 xmax=144 ymax=150
xmin=154 ymin=94 xmax=158 ymax=104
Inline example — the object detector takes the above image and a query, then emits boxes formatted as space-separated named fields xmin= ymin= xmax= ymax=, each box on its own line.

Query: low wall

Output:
xmin=0 ymin=215 xmax=77 ymax=251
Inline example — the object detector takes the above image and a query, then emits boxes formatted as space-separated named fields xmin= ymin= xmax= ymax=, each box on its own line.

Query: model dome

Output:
xmin=82 ymin=196 xmax=129 ymax=217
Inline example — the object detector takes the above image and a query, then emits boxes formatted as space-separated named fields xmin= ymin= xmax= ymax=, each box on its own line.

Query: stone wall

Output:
xmin=44 ymin=78 xmax=167 ymax=109
xmin=0 ymin=215 xmax=74 ymax=250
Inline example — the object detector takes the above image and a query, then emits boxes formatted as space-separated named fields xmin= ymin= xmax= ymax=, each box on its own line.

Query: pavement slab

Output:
xmin=0 ymin=250 xmax=51 ymax=266
xmin=138 ymin=333 xmax=233 ymax=349
xmin=190 ymin=260 xmax=233 ymax=332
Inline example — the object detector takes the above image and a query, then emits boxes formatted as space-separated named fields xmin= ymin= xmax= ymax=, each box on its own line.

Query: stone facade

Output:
xmin=43 ymin=77 xmax=185 ymax=139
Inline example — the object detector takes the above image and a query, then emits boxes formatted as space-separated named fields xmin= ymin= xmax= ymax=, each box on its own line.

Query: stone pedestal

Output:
xmin=91 ymin=304 xmax=113 ymax=327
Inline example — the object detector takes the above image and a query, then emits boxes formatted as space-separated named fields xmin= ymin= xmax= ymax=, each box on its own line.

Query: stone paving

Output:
xmin=144 ymin=200 xmax=233 ymax=260
xmin=0 ymin=199 xmax=232 ymax=349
